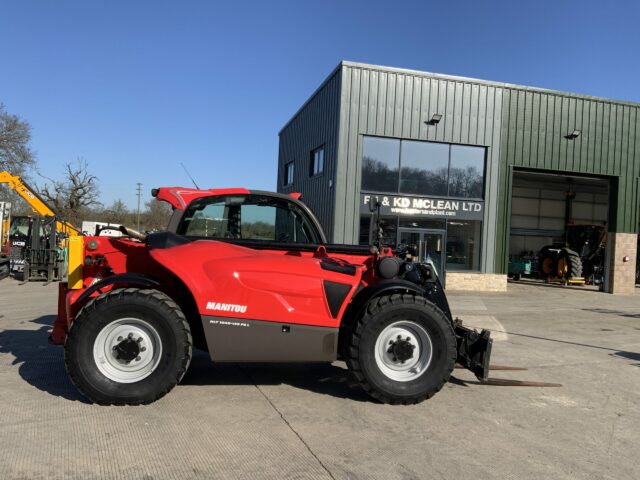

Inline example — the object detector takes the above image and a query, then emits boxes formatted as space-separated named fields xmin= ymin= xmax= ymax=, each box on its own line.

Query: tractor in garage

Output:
xmin=535 ymin=180 xmax=607 ymax=286
xmin=537 ymin=224 xmax=606 ymax=285
xmin=51 ymin=186 xmax=492 ymax=405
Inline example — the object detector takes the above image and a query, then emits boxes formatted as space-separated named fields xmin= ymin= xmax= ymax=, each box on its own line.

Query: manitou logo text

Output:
xmin=206 ymin=302 xmax=248 ymax=313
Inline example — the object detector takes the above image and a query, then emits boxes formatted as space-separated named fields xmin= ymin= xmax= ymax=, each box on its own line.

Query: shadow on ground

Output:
xmin=611 ymin=350 xmax=640 ymax=367
xmin=490 ymin=328 xmax=640 ymax=368
xmin=508 ymin=278 xmax=602 ymax=292
xmin=0 ymin=315 xmax=87 ymax=402
xmin=0 ymin=316 xmax=370 ymax=403
xmin=4 ymin=315 xmax=639 ymax=403
xmin=180 ymin=351 xmax=370 ymax=402
xmin=582 ymin=308 xmax=640 ymax=319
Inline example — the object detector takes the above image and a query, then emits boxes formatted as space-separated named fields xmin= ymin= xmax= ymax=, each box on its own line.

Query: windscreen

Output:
xmin=177 ymin=194 xmax=321 ymax=244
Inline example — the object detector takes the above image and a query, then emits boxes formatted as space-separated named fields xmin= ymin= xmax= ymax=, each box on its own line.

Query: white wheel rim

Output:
xmin=374 ymin=320 xmax=433 ymax=382
xmin=93 ymin=318 xmax=163 ymax=383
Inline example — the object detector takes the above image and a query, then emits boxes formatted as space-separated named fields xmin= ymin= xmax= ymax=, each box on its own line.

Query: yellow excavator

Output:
xmin=0 ymin=201 xmax=11 ymax=279
xmin=0 ymin=170 xmax=79 ymax=237
xmin=0 ymin=170 xmax=80 ymax=281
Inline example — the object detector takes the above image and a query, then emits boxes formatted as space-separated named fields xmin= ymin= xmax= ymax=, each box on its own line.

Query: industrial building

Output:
xmin=278 ymin=61 xmax=639 ymax=293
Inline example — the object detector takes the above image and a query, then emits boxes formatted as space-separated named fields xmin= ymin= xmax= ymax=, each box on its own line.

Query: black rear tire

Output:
xmin=65 ymin=288 xmax=192 ymax=405
xmin=346 ymin=293 xmax=456 ymax=405
xmin=560 ymin=248 xmax=583 ymax=278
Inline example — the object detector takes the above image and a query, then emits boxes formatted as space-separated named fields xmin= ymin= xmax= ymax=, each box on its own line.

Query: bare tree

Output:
xmin=143 ymin=199 xmax=172 ymax=231
xmin=102 ymin=199 xmax=131 ymax=225
xmin=0 ymin=104 xmax=37 ymax=209
xmin=40 ymin=159 xmax=101 ymax=224
xmin=0 ymin=104 xmax=36 ymax=174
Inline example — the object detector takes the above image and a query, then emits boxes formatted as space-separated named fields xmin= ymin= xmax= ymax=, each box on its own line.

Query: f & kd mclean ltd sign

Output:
xmin=360 ymin=193 xmax=484 ymax=221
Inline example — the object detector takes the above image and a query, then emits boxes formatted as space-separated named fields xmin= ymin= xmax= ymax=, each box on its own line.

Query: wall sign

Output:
xmin=360 ymin=193 xmax=484 ymax=220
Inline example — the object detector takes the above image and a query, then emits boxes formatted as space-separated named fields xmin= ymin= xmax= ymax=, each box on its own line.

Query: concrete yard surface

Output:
xmin=1 ymin=279 xmax=639 ymax=479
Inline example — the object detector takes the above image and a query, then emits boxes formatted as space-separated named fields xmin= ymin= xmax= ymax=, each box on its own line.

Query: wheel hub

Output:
xmin=387 ymin=335 xmax=416 ymax=363
xmin=374 ymin=321 xmax=433 ymax=382
xmin=93 ymin=318 xmax=162 ymax=383
xmin=113 ymin=336 xmax=141 ymax=363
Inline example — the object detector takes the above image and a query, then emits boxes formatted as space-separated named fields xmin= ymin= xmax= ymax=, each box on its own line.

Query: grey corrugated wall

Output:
xmin=277 ymin=67 xmax=342 ymax=240
xmin=334 ymin=62 xmax=503 ymax=273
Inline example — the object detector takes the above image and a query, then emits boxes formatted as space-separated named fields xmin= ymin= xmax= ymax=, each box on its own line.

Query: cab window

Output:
xmin=177 ymin=194 xmax=321 ymax=244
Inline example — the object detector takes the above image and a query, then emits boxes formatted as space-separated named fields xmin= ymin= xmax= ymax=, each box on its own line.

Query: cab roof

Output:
xmin=152 ymin=187 xmax=303 ymax=210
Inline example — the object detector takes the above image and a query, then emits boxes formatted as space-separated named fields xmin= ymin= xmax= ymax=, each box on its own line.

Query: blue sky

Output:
xmin=2 ymin=0 xmax=639 ymax=208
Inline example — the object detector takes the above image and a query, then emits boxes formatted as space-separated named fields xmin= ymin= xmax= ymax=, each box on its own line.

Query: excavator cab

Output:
xmin=1 ymin=170 xmax=79 ymax=282
xmin=7 ymin=216 xmax=30 ymax=276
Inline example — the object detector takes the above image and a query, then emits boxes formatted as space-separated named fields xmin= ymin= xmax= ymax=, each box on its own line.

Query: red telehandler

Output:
xmin=52 ymin=187 xmax=492 ymax=405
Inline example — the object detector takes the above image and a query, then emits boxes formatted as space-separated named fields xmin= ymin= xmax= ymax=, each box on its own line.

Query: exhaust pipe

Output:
xmin=118 ymin=226 xmax=147 ymax=242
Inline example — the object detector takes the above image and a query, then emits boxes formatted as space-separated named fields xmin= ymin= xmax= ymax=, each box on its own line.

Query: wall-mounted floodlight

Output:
xmin=425 ymin=114 xmax=443 ymax=126
xmin=565 ymin=129 xmax=581 ymax=140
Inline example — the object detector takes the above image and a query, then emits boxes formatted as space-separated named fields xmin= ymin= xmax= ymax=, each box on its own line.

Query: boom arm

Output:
xmin=0 ymin=170 xmax=79 ymax=236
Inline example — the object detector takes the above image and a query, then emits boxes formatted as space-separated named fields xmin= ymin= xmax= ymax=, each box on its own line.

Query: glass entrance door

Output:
xmin=398 ymin=229 xmax=446 ymax=281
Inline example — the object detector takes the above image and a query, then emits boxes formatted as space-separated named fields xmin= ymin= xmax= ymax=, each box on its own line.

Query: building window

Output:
xmin=360 ymin=136 xmax=486 ymax=199
xmin=284 ymin=162 xmax=294 ymax=186
xmin=448 ymin=145 xmax=485 ymax=199
xmin=361 ymin=137 xmax=400 ymax=192
xmin=310 ymin=147 xmax=324 ymax=176
xmin=358 ymin=214 xmax=482 ymax=272
xmin=399 ymin=218 xmax=446 ymax=230
xmin=400 ymin=140 xmax=449 ymax=196
xmin=446 ymin=220 xmax=482 ymax=271
xmin=358 ymin=136 xmax=485 ymax=272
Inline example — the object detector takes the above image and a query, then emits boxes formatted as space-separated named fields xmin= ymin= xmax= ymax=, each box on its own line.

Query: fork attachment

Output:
xmin=453 ymin=319 xmax=493 ymax=381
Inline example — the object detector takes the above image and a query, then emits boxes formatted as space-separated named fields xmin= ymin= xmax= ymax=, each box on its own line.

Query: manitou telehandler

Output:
xmin=52 ymin=187 xmax=492 ymax=405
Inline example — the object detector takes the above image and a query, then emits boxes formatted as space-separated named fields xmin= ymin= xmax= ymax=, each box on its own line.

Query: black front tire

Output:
xmin=65 ymin=288 xmax=192 ymax=405
xmin=346 ymin=293 xmax=456 ymax=405
xmin=538 ymin=246 xmax=557 ymax=278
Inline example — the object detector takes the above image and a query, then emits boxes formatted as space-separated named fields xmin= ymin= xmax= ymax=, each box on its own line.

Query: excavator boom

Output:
xmin=0 ymin=170 xmax=79 ymax=236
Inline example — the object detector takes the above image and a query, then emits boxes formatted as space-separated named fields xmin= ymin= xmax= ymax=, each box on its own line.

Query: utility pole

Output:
xmin=136 ymin=182 xmax=142 ymax=232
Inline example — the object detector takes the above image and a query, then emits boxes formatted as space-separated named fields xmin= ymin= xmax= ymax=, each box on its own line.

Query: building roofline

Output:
xmin=280 ymin=60 xmax=640 ymax=135
xmin=278 ymin=63 xmax=343 ymax=135
xmin=340 ymin=60 xmax=640 ymax=108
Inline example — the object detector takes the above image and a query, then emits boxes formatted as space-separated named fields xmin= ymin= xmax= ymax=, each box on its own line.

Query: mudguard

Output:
xmin=76 ymin=273 xmax=160 ymax=304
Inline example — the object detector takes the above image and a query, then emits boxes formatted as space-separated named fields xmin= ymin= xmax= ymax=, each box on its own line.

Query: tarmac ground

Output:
xmin=1 ymin=278 xmax=639 ymax=479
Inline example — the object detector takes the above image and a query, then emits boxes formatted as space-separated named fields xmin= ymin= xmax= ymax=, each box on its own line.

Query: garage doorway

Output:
xmin=509 ymin=170 xmax=609 ymax=288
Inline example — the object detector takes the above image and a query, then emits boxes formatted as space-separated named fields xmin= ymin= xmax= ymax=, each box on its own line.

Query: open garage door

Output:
xmin=509 ymin=170 xmax=608 ymax=286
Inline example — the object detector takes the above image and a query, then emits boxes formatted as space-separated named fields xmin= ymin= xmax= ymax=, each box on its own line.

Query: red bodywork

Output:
xmin=51 ymin=187 xmax=382 ymax=346
xmin=151 ymin=241 xmax=368 ymax=327
xmin=155 ymin=187 xmax=250 ymax=210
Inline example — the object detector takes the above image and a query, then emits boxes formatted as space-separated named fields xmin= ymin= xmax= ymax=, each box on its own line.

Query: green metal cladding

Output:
xmin=278 ymin=61 xmax=640 ymax=274
xmin=496 ymin=88 xmax=640 ymax=272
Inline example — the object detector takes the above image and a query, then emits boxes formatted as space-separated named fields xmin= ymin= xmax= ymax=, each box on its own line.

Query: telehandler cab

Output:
xmin=52 ymin=187 xmax=492 ymax=405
